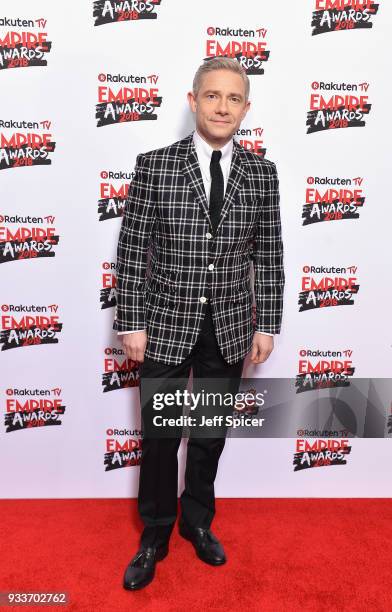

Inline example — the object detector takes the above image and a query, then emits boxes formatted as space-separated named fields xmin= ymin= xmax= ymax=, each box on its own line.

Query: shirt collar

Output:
xmin=193 ymin=129 xmax=233 ymax=164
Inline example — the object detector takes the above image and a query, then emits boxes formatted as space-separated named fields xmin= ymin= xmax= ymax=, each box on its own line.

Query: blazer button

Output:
xmin=199 ymin=296 xmax=207 ymax=303
xmin=208 ymin=264 xmax=214 ymax=270
xmin=206 ymin=232 xmax=212 ymax=239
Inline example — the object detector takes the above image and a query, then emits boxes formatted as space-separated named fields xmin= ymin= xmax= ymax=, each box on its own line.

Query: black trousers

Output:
xmin=137 ymin=302 xmax=245 ymax=548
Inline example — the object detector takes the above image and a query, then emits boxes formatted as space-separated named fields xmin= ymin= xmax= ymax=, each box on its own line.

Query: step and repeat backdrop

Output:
xmin=1 ymin=1 xmax=391 ymax=498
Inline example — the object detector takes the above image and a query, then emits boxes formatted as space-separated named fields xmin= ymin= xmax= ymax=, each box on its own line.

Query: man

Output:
xmin=113 ymin=57 xmax=285 ymax=590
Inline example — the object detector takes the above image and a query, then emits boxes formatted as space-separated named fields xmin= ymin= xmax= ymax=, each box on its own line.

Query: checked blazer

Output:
xmin=113 ymin=132 xmax=285 ymax=365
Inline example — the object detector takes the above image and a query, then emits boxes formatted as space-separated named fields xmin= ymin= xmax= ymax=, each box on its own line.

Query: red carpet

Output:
xmin=2 ymin=498 xmax=392 ymax=611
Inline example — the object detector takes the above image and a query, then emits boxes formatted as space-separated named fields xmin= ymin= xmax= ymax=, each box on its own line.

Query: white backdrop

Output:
xmin=1 ymin=1 xmax=391 ymax=498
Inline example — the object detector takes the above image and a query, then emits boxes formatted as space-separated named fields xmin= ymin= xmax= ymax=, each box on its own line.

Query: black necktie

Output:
xmin=209 ymin=150 xmax=224 ymax=234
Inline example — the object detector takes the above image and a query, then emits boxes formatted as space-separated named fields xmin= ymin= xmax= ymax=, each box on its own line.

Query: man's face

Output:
xmin=187 ymin=69 xmax=250 ymax=147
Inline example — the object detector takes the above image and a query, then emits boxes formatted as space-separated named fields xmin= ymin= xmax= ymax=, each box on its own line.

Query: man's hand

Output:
xmin=121 ymin=331 xmax=148 ymax=363
xmin=249 ymin=332 xmax=274 ymax=364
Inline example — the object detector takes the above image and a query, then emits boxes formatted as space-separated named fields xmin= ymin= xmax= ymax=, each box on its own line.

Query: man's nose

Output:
xmin=215 ymin=98 xmax=229 ymax=114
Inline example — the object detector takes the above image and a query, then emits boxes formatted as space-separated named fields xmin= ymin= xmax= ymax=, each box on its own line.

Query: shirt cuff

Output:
xmin=117 ymin=329 xmax=146 ymax=335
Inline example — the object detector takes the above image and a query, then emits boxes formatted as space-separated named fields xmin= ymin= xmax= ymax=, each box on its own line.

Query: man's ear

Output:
xmin=242 ymin=100 xmax=251 ymax=120
xmin=187 ymin=91 xmax=197 ymax=113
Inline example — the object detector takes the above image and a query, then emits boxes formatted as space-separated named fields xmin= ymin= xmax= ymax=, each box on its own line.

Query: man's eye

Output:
xmin=231 ymin=97 xmax=240 ymax=103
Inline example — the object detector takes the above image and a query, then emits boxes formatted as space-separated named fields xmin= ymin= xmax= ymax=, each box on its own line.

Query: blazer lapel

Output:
xmin=215 ymin=141 xmax=247 ymax=234
xmin=180 ymin=133 xmax=248 ymax=234
xmin=180 ymin=135 xmax=212 ymax=229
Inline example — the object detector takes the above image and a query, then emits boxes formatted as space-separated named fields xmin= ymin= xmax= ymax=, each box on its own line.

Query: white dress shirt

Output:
xmin=192 ymin=128 xmax=233 ymax=200
xmin=118 ymin=129 xmax=273 ymax=337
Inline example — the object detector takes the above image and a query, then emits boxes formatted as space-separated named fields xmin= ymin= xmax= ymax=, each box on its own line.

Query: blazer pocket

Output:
xmin=236 ymin=195 xmax=261 ymax=217
xmin=230 ymin=289 xmax=252 ymax=304
xmin=148 ymin=270 xmax=178 ymax=295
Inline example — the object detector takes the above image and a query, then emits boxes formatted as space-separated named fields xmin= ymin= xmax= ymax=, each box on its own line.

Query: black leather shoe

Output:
xmin=123 ymin=544 xmax=168 ymax=590
xmin=179 ymin=519 xmax=226 ymax=566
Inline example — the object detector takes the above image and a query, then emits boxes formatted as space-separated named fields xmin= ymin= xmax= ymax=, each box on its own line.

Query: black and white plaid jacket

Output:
xmin=113 ymin=132 xmax=285 ymax=365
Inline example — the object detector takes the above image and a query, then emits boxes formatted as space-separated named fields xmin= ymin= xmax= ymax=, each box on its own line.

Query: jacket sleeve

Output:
xmin=113 ymin=153 xmax=156 ymax=332
xmin=253 ymin=161 xmax=285 ymax=334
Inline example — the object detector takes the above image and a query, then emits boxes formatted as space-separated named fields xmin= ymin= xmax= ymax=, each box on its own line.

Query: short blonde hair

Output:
xmin=192 ymin=57 xmax=250 ymax=101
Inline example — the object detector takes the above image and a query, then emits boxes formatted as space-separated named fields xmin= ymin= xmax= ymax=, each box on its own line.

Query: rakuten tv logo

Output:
xmin=0 ymin=16 xmax=52 ymax=70
xmin=293 ymin=439 xmax=351 ymax=470
xmin=102 ymin=347 xmax=139 ymax=392
xmin=96 ymin=72 xmax=162 ymax=127
xmin=104 ymin=428 xmax=142 ymax=470
xmin=311 ymin=1 xmax=379 ymax=35
xmin=0 ymin=213 xmax=59 ymax=263
xmin=0 ymin=119 xmax=56 ymax=170
xmin=101 ymin=262 xmax=117 ymax=309
xmin=235 ymin=127 xmax=265 ymax=157
xmin=0 ymin=303 xmax=63 ymax=350
xmin=296 ymin=347 xmax=355 ymax=393
xmin=298 ymin=265 xmax=359 ymax=311
xmin=4 ymin=386 xmax=65 ymax=433
xmin=93 ymin=0 xmax=162 ymax=27
xmin=205 ymin=25 xmax=269 ymax=75
xmin=302 ymin=175 xmax=365 ymax=225
xmin=307 ymin=81 xmax=371 ymax=133
xmin=98 ymin=169 xmax=133 ymax=220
